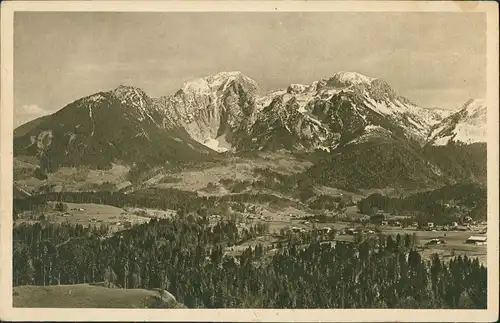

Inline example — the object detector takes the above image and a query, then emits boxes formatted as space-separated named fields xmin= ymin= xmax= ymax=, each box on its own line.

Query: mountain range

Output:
xmin=13 ymin=71 xmax=487 ymax=192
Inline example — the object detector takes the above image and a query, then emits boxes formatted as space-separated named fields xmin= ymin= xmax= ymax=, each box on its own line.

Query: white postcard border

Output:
xmin=1 ymin=1 xmax=498 ymax=322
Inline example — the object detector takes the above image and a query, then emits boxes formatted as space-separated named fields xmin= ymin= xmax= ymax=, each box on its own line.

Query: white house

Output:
xmin=465 ymin=236 xmax=487 ymax=245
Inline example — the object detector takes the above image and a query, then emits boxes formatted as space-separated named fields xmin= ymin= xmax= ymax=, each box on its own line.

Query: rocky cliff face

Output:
xmin=238 ymin=71 xmax=458 ymax=152
xmin=153 ymin=71 xmax=262 ymax=152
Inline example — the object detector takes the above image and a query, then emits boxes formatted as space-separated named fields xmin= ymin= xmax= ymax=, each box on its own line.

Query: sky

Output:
xmin=14 ymin=12 xmax=486 ymax=126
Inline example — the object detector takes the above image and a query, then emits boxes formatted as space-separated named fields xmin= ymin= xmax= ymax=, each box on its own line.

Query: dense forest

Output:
xmin=13 ymin=216 xmax=487 ymax=309
xmin=356 ymin=183 xmax=487 ymax=223
xmin=422 ymin=143 xmax=487 ymax=184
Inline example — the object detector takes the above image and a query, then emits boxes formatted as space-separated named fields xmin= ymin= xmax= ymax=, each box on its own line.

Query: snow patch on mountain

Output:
xmin=83 ymin=94 xmax=106 ymax=104
xmin=180 ymin=71 xmax=260 ymax=97
xmin=428 ymin=99 xmax=487 ymax=146
xmin=111 ymin=85 xmax=156 ymax=124
xmin=329 ymin=71 xmax=375 ymax=86
xmin=203 ymin=137 xmax=231 ymax=153
xmin=35 ymin=130 xmax=53 ymax=156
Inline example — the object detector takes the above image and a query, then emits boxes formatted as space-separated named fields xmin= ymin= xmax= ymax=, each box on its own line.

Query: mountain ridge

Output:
xmin=13 ymin=70 xmax=487 ymax=192
xmin=17 ymin=71 xmax=474 ymax=154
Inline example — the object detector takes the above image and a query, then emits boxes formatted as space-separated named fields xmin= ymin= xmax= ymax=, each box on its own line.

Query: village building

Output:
xmin=465 ymin=236 xmax=487 ymax=245
xmin=426 ymin=238 xmax=446 ymax=245
xmin=389 ymin=220 xmax=402 ymax=227
xmin=345 ymin=228 xmax=356 ymax=235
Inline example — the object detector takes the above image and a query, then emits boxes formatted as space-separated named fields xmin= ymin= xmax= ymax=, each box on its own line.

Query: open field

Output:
xmin=16 ymin=202 xmax=151 ymax=232
xmin=14 ymin=159 xmax=132 ymax=193
xmin=146 ymin=153 xmax=313 ymax=193
xmin=13 ymin=284 xmax=179 ymax=308
xmin=225 ymin=235 xmax=279 ymax=257
xmin=123 ymin=206 xmax=177 ymax=219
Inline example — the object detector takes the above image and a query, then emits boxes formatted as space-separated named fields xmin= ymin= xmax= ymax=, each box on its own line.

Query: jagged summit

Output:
xmin=327 ymin=71 xmax=376 ymax=87
xmin=179 ymin=71 xmax=261 ymax=96
xmin=111 ymin=85 xmax=148 ymax=100
xmin=15 ymin=70 xmax=483 ymax=163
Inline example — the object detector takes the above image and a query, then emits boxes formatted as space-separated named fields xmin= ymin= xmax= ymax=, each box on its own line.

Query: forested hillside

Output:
xmin=356 ymin=183 xmax=487 ymax=224
xmin=13 ymin=217 xmax=487 ymax=309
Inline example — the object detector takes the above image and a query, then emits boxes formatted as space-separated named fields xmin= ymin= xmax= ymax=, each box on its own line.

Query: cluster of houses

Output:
xmin=58 ymin=207 xmax=86 ymax=218
xmin=247 ymin=214 xmax=269 ymax=221
xmin=289 ymin=226 xmax=334 ymax=234
xmin=465 ymin=236 xmax=487 ymax=245
xmin=342 ymin=227 xmax=375 ymax=235
xmin=425 ymin=235 xmax=487 ymax=246
xmin=425 ymin=238 xmax=446 ymax=245
xmin=109 ymin=220 xmax=132 ymax=228
xmin=370 ymin=212 xmax=487 ymax=233
xmin=369 ymin=214 xmax=403 ymax=227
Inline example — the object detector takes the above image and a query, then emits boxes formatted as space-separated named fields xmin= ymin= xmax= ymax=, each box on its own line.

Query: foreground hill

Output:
xmin=13 ymin=284 xmax=183 ymax=308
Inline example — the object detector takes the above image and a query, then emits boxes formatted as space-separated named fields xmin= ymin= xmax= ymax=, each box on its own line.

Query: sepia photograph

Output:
xmin=1 ymin=1 xmax=498 ymax=322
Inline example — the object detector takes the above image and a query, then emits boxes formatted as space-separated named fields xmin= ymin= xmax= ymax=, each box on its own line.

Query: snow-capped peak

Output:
xmin=287 ymin=84 xmax=309 ymax=94
xmin=328 ymin=71 xmax=376 ymax=87
xmin=112 ymin=84 xmax=146 ymax=96
xmin=81 ymin=93 xmax=107 ymax=104
xmin=461 ymin=98 xmax=486 ymax=117
xmin=109 ymin=85 xmax=155 ymax=123
xmin=179 ymin=71 xmax=260 ymax=96
xmin=428 ymin=98 xmax=487 ymax=146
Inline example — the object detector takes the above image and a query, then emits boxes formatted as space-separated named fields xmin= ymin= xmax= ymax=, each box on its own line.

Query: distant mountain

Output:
xmin=14 ymin=86 xmax=213 ymax=173
xmin=427 ymin=99 xmax=487 ymax=146
xmin=14 ymin=71 xmax=486 ymax=191
xmin=153 ymin=71 xmax=262 ymax=152
xmin=239 ymin=71 xmax=451 ymax=152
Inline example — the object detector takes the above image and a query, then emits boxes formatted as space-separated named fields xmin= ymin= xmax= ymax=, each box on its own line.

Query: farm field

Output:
xmin=14 ymin=161 xmax=132 ymax=193
xmin=16 ymin=202 xmax=152 ymax=232
xmin=13 ymin=284 xmax=181 ymax=308
xmin=148 ymin=152 xmax=313 ymax=194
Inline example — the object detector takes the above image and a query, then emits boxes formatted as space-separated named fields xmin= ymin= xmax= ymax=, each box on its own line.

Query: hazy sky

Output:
xmin=14 ymin=12 xmax=486 ymax=126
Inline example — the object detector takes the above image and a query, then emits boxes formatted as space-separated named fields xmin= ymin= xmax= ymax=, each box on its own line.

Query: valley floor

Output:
xmin=15 ymin=201 xmax=488 ymax=266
